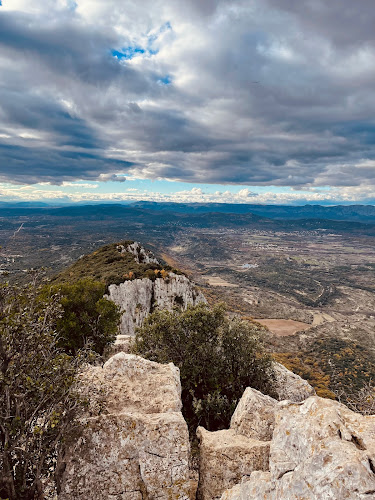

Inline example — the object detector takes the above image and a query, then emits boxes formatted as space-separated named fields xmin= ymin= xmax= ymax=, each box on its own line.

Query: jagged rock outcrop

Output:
xmin=107 ymin=272 xmax=206 ymax=336
xmin=58 ymin=353 xmax=193 ymax=499
xmin=121 ymin=241 xmax=159 ymax=265
xmin=221 ymin=396 xmax=375 ymax=500
xmin=273 ymin=362 xmax=315 ymax=402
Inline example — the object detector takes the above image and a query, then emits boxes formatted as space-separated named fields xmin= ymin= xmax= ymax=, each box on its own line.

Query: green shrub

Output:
xmin=132 ymin=303 xmax=275 ymax=433
xmin=44 ymin=279 xmax=121 ymax=355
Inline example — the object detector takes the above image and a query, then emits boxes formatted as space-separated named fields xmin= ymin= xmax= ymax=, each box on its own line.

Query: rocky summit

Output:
xmin=54 ymin=240 xmax=206 ymax=341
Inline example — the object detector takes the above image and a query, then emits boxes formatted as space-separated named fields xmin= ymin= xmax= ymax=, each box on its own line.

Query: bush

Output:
xmin=0 ymin=281 xmax=87 ymax=500
xmin=44 ymin=279 xmax=121 ymax=355
xmin=132 ymin=303 xmax=275 ymax=432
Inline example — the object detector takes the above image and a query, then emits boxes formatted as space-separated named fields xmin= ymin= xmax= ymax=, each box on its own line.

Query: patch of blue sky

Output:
xmin=147 ymin=21 xmax=172 ymax=43
xmin=111 ymin=47 xmax=145 ymax=61
xmin=6 ymin=179 xmax=340 ymax=206
xmin=85 ymin=179 xmax=308 ymax=195
xmin=157 ymin=75 xmax=172 ymax=85
xmin=101 ymin=179 xmax=284 ymax=196
xmin=111 ymin=22 xmax=173 ymax=63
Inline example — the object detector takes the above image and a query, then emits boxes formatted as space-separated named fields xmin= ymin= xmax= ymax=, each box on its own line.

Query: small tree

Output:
xmin=0 ymin=281 xmax=86 ymax=500
xmin=46 ymin=279 xmax=121 ymax=355
xmin=132 ymin=303 xmax=275 ymax=432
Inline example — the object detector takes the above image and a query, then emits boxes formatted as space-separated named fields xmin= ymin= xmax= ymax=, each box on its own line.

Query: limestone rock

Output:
xmin=196 ymin=427 xmax=270 ymax=500
xmin=273 ymin=362 xmax=315 ymax=402
xmin=107 ymin=278 xmax=154 ymax=337
xmin=122 ymin=241 xmax=159 ymax=265
xmin=220 ymin=472 xmax=273 ymax=500
xmin=230 ymin=387 xmax=277 ymax=441
xmin=196 ymin=368 xmax=314 ymax=500
xmin=107 ymin=273 xmax=206 ymax=336
xmin=58 ymin=353 xmax=192 ymax=499
xmin=153 ymin=273 xmax=204 ymax=311
xmin=113 ymin=334 xmax=132 ymax=351
xmin=220 ymin=396 xmax=375 ymax=500
xmin=197 ymin=388 xmax=276 ymax=499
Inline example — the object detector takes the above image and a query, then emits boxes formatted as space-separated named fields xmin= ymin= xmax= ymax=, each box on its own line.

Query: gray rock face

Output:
xmin=58 ymin=353 xmax=192 ymax=500
xmin=221 ymin=396 xmax=375 ymax=500
xmin=107 ymin=278 xmax=154 ymax=337
xmin=273 ymin=362 xmax=315 ymax=402
xmin=107 ymin=273 xmax=206 ymax=336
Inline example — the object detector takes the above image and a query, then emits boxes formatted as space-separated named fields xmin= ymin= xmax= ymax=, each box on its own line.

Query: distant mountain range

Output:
xmin=0 ymin=201 xmax=51 ymax=208
xmin=130 ymin=202 xmax=375 ymax=223
xmin=1 ymin=201 xmax=375 ymax=225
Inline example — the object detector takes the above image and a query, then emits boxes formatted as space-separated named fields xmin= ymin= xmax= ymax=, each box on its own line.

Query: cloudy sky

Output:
xmin=0 ymin=0 xmax=375 ymax=205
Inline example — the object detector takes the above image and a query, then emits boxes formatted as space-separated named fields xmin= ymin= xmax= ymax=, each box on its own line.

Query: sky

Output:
xmin=0 ymin=0 xmax=375 ymax=205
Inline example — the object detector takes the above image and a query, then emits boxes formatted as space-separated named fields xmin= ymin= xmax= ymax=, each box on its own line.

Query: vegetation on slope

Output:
xmin=132 ymin=303 xmax=275 ymax=434
xmin=42 ymin=279 xmax=121 ymax=356
xmin=275 ymin=337 xmax=375 ymax=403
xmin=52 ymin=241 xmax=180 ymax=288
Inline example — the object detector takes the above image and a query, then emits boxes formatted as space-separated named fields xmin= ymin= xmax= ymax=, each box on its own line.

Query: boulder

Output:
xmin=230 ymin=387 xmax=277 ymax=441
xmin=220 ymin=472 xmax=273 ymax=500
xmin=58 ymin=353 xmax=192 ymax=499
xmin=273 ymin=362 xmax=315 ymax=402
xmin=196 ymin=427 xmax=270 ymax=500
xmin=196 ymin=364 xmax=315 ymax=500
xmin=220 ymin=396 xmax=375 ymax=499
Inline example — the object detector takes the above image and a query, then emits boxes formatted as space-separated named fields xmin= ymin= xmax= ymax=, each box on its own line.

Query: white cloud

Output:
xmin=0 ymin=182 xmax=374 ymax=205
xmin=62 ymin=182 xmax=99 ymax=188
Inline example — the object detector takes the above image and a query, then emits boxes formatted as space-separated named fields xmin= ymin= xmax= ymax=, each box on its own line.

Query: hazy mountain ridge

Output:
xmin=1 ymin=203 xmax=375 ymax=235
xmin=1 ymin=201 xmax=375 ymax=223
xmin=131 ymin=201 xmax=375 ymax=223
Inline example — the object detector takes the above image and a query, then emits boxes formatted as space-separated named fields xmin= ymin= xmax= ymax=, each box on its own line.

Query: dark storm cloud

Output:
xmin=0 ymin=0 xmax=375 ymax=192
xmin=0 ymin=143 xmax=133 ymax=184
xmin=0 ymin=88 xmax=101 ymax=149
